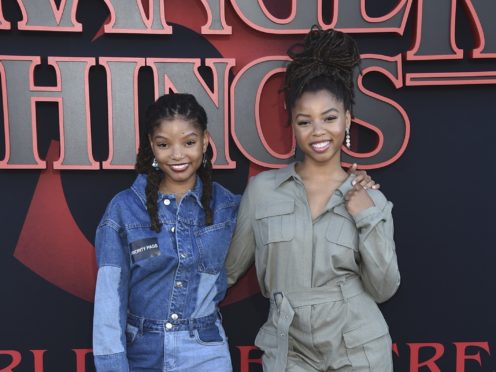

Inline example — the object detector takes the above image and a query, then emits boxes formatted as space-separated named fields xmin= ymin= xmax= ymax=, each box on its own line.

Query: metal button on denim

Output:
xmin=93 ymin=174 xmax=240 ymax=371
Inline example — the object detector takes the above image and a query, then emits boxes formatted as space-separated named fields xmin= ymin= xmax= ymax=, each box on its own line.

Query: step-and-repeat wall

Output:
xmin=1 ymin=0 xmax=495 ymax=371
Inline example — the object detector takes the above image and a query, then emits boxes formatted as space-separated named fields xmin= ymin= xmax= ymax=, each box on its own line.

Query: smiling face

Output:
xmin=149 ymin=117 xmax=208 ymax=193
xmin=291 ymin=89 xmax=351 ymax=167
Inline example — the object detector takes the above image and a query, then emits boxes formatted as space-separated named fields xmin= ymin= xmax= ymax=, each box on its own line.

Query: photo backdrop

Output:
xmin=1 ymin=0 xmax=495 ymax=371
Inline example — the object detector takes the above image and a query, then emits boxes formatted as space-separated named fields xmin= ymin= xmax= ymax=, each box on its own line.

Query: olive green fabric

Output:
xmin=226 ymin=163 xmax=400 ymax=371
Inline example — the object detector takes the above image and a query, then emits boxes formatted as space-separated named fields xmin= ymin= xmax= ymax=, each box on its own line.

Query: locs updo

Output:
xmin=135 ymin=93 xmax=213 ymax=232
xmin=284 ymin=26 xmax=361 ymax=121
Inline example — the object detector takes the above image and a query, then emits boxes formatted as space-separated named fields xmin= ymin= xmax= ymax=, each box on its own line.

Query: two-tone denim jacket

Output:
xmin=92 ymin=174 xmax=240 ymax=371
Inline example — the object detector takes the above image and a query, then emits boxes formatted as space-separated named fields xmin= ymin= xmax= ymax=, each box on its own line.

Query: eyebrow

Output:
xmin=295 ymin=108 xmax=339 ymax=119
xmin=153 ymin=131 xmax=200 ymax=140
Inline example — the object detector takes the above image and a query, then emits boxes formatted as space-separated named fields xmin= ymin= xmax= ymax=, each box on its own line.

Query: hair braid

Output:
xmin=145 ymin=170 xmax=162 ymax=232
xmin=197 ymin=147 xmax=213 ymax=225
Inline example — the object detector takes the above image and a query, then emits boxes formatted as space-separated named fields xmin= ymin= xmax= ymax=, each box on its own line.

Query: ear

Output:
xmin=345 ymin=111 xmax=351 ymax=131
xmin=202 ymin=130 xmax=209 ymax=153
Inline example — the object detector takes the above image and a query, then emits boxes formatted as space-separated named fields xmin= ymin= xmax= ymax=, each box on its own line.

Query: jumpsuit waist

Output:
xmin=270 ymin=276 xmax=365 ymax=372
xmin=127 ymin=311 xmax=220 ymax=333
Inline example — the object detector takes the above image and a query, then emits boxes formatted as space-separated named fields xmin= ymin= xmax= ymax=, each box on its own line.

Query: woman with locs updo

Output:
xmin=92 ymin=93 xmax=239 ymax=371
xmin=226 ymin=27 xmax=400 ymax=371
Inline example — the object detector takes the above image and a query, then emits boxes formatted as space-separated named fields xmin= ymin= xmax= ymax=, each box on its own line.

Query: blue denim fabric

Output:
xmin=93 ymin=174 xmax=239 ymax=372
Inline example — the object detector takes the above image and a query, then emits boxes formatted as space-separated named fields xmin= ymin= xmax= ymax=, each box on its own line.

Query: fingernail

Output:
xmin=352 ymin=180 xmax=356 ymax=185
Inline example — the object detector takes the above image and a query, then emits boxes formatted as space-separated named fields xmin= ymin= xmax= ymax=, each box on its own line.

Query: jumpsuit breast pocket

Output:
xmin=195 ymin=221 xmax=233 ymax=274
xmin=325 ymin=209 xmax=359 ymax=269
xmin=326 ymin=216 xmax=358 ymax=250
xmin=255 ymin=199 xmax=295 ymax=245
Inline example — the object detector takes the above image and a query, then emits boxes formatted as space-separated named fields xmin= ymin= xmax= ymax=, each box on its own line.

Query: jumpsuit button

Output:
xmin=171 ymin=313 xmax=179 ymax=320
xmin=163 ymin=199 xmax=171 ymax=206
xmin=165 ymin=322 xmax=173 ymax=330
xmin=280 ymin=333 xmax=285 ymax=337
xmin=175 ymin=281 xmax=183 ymax=288
xmin=171 ymin=226 xmax=175 ymax=232
xmin=180 ymin=253 xmax=186 ymax=259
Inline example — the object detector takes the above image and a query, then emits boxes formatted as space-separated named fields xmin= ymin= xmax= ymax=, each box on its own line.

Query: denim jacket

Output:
xmin=93 ymin=174 xmax=240 ymax=371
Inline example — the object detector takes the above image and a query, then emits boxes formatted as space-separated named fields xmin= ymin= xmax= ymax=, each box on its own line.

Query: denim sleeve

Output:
xmin=353 ymin=191 xmax=400 ymax=303
xmin=93 ymin=220 xmax=130 ymax=372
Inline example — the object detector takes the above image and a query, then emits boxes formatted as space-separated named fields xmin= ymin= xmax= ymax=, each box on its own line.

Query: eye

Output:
xmin=324 ymin=116 xmax=337 ymax=122
xmin=186 ymin=140 xmax=197 ymax=146
xmin=156 ymin=142 xmax=168 ymax=148
xmin=296 ymin=120 xmax=310 ymax=126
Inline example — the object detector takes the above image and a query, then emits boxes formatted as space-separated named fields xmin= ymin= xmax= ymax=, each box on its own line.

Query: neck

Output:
xmin=296 ymin=155 xmax=347 ymax=182
xmin=159 ymin=178 xmax=196 ymax=200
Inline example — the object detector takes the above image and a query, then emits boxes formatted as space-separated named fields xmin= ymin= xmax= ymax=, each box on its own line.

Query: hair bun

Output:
xmin=287 ymin=26 xmax=360 ymax=81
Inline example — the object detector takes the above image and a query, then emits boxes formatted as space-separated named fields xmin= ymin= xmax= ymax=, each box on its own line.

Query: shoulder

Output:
xmin=99 ymin=185 xmax=140 ymax=227
xmin=246 ymin=167 xmax=283 ymax=190
xmin=211 ymin=182 xmax=241 ymax=207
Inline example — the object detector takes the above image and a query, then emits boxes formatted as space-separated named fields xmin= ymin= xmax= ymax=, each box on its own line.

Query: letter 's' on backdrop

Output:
xmin=0 ymin=0 xmax=494 ymax=370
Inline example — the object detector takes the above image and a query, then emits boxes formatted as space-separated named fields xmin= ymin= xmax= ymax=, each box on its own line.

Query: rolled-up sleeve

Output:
xmin=353 ymin=191 xmax=400 ymax=303
xmin=93 ymin=220 xmax=130 ymax=372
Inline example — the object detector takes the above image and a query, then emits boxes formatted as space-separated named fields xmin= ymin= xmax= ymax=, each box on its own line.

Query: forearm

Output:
xmin=355 ymin=202 xmax=400 ymax=302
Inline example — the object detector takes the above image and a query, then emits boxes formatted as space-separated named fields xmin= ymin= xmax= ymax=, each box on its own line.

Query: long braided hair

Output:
xmin=135 ymin=93 xmax=213 ymax=232
xmin=284 ymin=26 xmax=361 ymax=120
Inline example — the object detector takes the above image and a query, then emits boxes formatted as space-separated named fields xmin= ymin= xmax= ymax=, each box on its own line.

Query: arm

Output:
xmin=352 ymin=192 xmax=400 ymax=303
xmin=93 ymin=219 xmax=130 ymax=372
xmin=225 ymin=178 xmax=257 ymax=286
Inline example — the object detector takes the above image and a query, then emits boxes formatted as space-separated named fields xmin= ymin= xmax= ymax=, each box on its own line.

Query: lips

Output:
xmin=310 ymin=140 xmax=331 ymax=153
xmin=169 ymin=163 xmax=190 ymax=172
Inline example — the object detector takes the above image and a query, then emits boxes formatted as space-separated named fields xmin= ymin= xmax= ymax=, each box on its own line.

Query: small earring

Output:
xmin=202 ymin=153 xmax=207 ymax=168
xmin=152 ymin=158 xmax=159 ymax=170
xmin=345 ymin=128 xmax=351 ymax=149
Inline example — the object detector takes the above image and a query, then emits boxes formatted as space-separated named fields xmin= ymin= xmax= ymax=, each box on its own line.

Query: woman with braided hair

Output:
xmin=226 ymin=27 xmax=400 ymax=371
xmin=92 ymin=93 xmax=239 ymax=371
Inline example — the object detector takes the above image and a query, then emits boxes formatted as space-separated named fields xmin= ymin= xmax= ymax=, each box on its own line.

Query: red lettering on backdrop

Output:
xmin=392 ymin=342 xmax=399 ymax=357
xmin=0 ymin=4 xmax=10 ymax=30
xmin=408 ymin=342 xmax=444 ymax=372
xmin=0 ymin=350 xmax=21 ymax=371
xmin=72 ymin=349 xmax=92 ymax=372
xmin=454 ymin=342 xmax=491 ymax=372
xmin=31 ymin=350 xmax=46 ymax=372
xmin=237 ymin=346 xmax=262 ymax=372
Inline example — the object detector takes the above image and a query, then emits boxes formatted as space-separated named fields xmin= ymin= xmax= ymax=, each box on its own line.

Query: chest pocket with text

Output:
xmin=255 ymin=199 xmax=295 ymax=245
xmin=129 ymin=237 xmax=161 ymax=263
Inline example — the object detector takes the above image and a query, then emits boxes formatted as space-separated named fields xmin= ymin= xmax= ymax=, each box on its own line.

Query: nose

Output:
xmin=170 ymin=145 xmax=184 ymax=160
xmin=312 ymin=121 xmax=325 ymax=136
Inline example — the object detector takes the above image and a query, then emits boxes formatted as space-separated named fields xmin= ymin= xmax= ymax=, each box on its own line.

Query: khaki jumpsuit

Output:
xmin=225 ymin=164 xmax=400 ymax=371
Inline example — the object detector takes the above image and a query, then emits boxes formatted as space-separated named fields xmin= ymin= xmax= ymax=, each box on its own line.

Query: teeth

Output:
xmin=312 ymin=141 xmax=330 ymax=149
xmin=170 ymin=164 xmax=188 ymax=171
